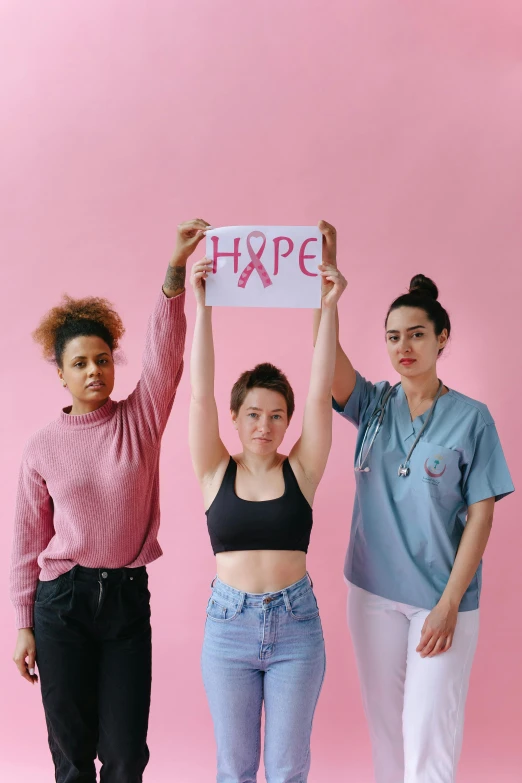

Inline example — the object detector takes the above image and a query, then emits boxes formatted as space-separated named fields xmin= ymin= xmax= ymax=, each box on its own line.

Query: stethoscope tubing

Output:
xmin=355 ymin=380 xmax=444 ymax=477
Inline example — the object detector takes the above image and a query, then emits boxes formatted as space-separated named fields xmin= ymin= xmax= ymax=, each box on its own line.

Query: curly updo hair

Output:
xmin=386 ymin=274 xmax=451 ymax=355
xmin=230 ymin=363 xmax=295 ymax=420
xmin=33 ymin=294 xmax=125 ymax=368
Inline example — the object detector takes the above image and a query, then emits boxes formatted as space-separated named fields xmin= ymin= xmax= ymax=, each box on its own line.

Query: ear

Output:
xmin=438 ymin=328 xmax=449 ymax=351
xmin=57 ymin=367 xmax=66 ymax=387
xmin=230 ymin=410 xmax=238 ymax=429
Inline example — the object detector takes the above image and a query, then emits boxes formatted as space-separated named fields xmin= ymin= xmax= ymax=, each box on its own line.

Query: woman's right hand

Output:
xmin=13 ymin=628 xmax=38 ymax=685
xmin=191 ymin=257 xmax=213 ymax=308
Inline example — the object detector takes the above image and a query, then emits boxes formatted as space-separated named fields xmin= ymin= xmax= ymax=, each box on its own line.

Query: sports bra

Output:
xmin=206 ymin=457 xmax=313 ymax=555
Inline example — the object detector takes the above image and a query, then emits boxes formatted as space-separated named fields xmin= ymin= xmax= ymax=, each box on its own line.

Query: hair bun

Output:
xmin=408 ymin=274 xmax=439 ymax=300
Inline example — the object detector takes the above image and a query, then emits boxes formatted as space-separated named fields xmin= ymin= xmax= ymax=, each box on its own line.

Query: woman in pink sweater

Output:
xmin=10 ymin=219 xmax=208 ymax=783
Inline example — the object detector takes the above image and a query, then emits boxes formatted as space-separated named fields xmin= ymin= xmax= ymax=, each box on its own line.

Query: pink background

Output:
xmin=1 ymin=1 xmax=521 ymax=780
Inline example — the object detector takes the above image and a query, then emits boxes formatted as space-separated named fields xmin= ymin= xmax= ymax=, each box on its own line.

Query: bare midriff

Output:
xmin=216 ymin=550 xmax=307 ymax=594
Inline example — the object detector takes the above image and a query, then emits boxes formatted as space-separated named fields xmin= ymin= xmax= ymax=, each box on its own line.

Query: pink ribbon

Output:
xmin=238 ymin=231 xmax=273 ymax=289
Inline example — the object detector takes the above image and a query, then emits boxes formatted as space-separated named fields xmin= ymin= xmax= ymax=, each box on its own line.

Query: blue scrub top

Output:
xmin=333 ymin=372 xmax=515 ymax=611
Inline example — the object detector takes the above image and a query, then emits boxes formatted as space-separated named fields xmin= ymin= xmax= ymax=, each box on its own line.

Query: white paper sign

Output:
xmin=205 ymin=226 xmax=322 ymax=308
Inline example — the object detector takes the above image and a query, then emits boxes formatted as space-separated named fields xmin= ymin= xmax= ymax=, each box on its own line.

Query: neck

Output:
xmin=69 ymin=397 xmax=110 ymax=416
xmin=239 ymin=449 xmax=281 ymax=474
xmin=400 ymin=370 xmax=440 ymax=407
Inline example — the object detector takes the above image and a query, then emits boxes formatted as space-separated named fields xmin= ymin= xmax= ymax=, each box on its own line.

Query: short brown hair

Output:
xmin=230 ymin=363 xmax=295 ymax=419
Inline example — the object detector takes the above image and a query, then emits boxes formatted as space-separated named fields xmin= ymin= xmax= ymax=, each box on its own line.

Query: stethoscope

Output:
xmin=355 ymin=380 xmax=444 ymax=478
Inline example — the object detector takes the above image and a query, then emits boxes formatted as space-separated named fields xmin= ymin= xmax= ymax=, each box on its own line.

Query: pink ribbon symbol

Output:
xmin=238 ymin=231 xmax=273 ymax=289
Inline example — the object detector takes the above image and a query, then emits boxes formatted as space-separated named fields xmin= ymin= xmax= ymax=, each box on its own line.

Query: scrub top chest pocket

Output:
xmin=410 ymin=441 xmax=463 ymax=511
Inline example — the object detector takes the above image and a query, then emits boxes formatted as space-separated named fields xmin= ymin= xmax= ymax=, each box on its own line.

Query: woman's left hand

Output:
xmin=319 ymin=264 xmax=347 ymax=309
xmin=172 ymin=218 xmax=211 ymax=265
xmin=416 ymin=598 xmax=458 ymax=657
xmin=319 ymin=220 xmax=337 ymax=268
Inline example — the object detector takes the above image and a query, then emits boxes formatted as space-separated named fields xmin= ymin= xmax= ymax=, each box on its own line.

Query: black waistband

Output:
xmin=62 ymin=565 xmax=147 ymax=583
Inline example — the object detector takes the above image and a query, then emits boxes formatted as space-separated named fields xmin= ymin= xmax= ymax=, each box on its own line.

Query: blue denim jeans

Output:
xmin=201 ymin=574 xmax=326 ymax=783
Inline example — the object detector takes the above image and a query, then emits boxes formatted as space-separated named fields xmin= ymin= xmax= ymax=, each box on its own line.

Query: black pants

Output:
xmin=34 ymin=565 xmax=152 ymax=783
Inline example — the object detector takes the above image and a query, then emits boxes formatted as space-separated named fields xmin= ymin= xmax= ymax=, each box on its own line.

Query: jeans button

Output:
xmin=101 ymin=571 xmax=108 ymax=579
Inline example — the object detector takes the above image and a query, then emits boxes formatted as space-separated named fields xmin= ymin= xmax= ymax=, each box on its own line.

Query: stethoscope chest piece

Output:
xmin=398 ymin=464 xmax=410 ymax=478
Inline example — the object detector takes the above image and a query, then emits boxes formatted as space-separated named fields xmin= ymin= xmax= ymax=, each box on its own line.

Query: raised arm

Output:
xmin=127 ymin=219 xmax=209 ymax=442
xmin=312 ymin=221 xmax=356 ymax=408
xmin=189 ymin=258 xmax=229 ymax=486
xmin=291 ymin=251 xmax=347 ymax=488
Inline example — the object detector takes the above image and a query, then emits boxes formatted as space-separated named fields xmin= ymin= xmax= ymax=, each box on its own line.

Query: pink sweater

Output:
xmin=10 ymin=290 xmax=186 ymax=629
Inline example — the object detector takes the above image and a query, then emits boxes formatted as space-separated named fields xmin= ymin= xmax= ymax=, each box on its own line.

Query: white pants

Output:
xmin=348 ymin=584 xmax=480 ymax=783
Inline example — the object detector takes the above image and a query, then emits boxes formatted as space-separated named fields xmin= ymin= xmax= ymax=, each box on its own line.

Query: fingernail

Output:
xmin=29 ymin=668 xmax=35 ymax=675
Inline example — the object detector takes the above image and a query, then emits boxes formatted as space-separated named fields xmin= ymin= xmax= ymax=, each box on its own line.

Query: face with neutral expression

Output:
xmin=385 ymin=307 xmax=448 ymax=378
xmin=231 ymin=387 xmax=290 ymax=454
xmin=58 ymin=335 xmax=115 ymax=413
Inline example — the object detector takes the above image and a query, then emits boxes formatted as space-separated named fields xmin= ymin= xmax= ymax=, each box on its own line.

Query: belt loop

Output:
xmin=306 ymin=571 xmax=313 ymax=588
xmin=237 ymin=591 xmax=246 ymax=613
xmin=70 ymin=565 xmax=79 ymax=581
xmin=282 ymin=589 xmax=291 ymax=612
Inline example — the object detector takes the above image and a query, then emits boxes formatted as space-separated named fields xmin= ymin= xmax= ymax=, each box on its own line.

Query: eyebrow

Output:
xmin=246 ymin=406 xmax=285 ymax=413
xmin=71 ymin=352 xmax=111 ymax=360
xmin=386 ymin=325 xmax=427 ymax=334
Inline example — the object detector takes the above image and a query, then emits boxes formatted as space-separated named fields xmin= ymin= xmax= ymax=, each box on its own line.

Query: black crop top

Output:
xmin=206 ymin=457 xmax=313 ymax=555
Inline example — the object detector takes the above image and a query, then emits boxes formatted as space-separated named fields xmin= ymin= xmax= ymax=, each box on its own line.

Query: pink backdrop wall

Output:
xmin=1 ymin=1 xmax=521 ymax=780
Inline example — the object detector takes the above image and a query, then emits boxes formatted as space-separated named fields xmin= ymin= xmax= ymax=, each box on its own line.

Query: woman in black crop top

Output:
xmin=190 ymin=222 xmax=346 ymax=783
xmin=189 ymin=221 xmax=346 ymax=783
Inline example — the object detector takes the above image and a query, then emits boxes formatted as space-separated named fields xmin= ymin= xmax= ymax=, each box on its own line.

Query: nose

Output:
xmin=257 ymin=417 xmax=270 ymax=433
xmin=88 ymin=364 xmax=102 ymax=377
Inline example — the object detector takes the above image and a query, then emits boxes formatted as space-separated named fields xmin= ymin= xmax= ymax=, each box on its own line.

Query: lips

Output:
xmin=399 ymin=359 xmax=416 ymax=366
xmin=87 ymin=381 xmax=105 ymax=389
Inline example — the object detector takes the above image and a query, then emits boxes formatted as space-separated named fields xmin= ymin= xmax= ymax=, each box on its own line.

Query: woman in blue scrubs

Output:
xmin=314 ymin=229 xmax=514 ymax=783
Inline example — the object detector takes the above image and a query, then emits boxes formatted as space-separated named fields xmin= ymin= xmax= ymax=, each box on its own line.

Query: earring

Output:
xmin=62 ymin=382 xmax=67 ymax=388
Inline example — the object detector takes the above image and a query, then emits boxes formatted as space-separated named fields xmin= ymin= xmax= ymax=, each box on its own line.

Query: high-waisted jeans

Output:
xmin=201 ymin=574 xmax=326 ymax=783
